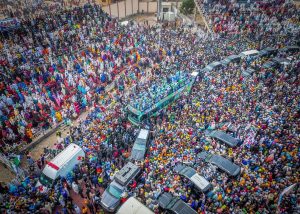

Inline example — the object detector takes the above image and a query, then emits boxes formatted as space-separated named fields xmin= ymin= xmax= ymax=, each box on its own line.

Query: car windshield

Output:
xmin=39 ymin=173 xmax=53 ymax=187
xmin=133 ymin=142 xmax=145 ymax=151
xmin=183 ymin=168 xmax=196 ymax=178
xmin=108 ymin=184 xmax=122 ymax=199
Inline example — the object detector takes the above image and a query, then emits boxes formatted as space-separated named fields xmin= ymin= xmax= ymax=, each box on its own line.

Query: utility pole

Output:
xmin=157 ymin=0 xmax=162 ymax=21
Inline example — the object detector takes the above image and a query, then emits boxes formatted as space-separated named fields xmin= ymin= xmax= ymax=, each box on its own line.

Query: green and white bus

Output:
xmin=127 ymin=71 xmax=198 ymax=126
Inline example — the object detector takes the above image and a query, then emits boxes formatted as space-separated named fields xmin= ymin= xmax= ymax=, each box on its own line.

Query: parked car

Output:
xmin=220 ymin=55 xmax=241 ymax=66
xmin=259 ymin=47 xmax=278 ymax=57
xmin=198 ymin=151 xmax=241 ymax=177
xmin=202 ymin=61 xmax=223 ymax=72
xmin=208 ymin=130 xmax=242 ymax=148
xmin=242 ymin=67 xmax=256 ymax=78
xmin=130 ymin=129 xmax=150 ymax=161
xmin=173 ymin=163 xmax=212 ymax=193
xmin=279 ymin=45 xmax=300 ymax=53
xmin=272 ymin=57 xmax=291 ymax=66
xmin=158 ymin=192 xmax=197 ymax=214
xmin=262 ymin=60 xmax=280 ymax=69
xmin=240 ymin=49 xmax=259 ymax=58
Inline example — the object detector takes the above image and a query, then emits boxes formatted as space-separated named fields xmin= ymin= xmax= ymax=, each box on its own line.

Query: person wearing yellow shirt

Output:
xmin=82 ymin=206 xmax=88 ymax=214
xmin=55 ymin=111 xmax=62 ymax=122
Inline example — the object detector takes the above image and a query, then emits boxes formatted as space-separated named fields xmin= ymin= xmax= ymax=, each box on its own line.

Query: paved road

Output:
xmin=28 ymin=110 xmax=90 ymax=161
xmin=0 ymin=163 xmax=16 ymax=183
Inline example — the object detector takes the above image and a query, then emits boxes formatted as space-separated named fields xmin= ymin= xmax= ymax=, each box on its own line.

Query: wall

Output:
xmin=102 ymin=0 xmax=179 ymax=18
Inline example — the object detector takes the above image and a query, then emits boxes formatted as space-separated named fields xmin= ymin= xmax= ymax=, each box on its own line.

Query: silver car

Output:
xmin=100 ymin=181 xmax=124 ymax=212
xmin=100 ymin=162 xmax=141 ymax=212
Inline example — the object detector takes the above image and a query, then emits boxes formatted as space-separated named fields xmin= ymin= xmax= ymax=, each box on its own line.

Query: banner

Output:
xmin=0 ymin=18 xmax=20 ymax=32
xmin=278 ymin=183 xmax=298 ymax=207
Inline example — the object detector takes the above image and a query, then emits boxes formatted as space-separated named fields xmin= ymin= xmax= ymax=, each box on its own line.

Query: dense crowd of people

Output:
xmin=128 ymin=70 xmax=191 ymax=111
xmin=199 ymin=0 xmax=300 ymax=43
xmin=0 ymin=4 xmax=148 ymax=152
xmin=0 ymin=1 xmax=300 ymax=214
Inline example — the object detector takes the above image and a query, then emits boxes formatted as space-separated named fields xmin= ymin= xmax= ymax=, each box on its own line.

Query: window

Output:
xmin=39 ymin=173 xmax=54 ymax=187
xmin=108 ymin=184 xmax=122 ymax=199
xmin=133 ymin=142 xmax=146 ymax=151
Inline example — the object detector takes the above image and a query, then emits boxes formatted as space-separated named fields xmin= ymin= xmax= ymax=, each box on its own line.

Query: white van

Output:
xmin=130 ymin=129 xmax=150 ymax=161
xmin=174 ymin=163 xmax=212 ymax=193
xmin=116 ymin=197 xmax=154 ymax=214
xmin=36 ymin=143 xmax=85 ymax=192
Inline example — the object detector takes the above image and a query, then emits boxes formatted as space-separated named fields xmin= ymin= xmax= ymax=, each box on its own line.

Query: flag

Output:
xmin=13 ymin=156 xmax=20 ymax=166
xmin=278 ymin=183 xmax=297 ymax=207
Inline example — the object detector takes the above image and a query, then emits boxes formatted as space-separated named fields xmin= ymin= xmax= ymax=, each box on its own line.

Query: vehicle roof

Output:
xmin=158 ymin=192 xmax=173 ymax=209
xmin=240 ymin=49 xmax=259 ymax=56
xmin=114 ymin=162 xmax=140 ymax=186
xmin=262 ymin=61 xmax=277 ymax=68
xmin=51 ymin=143 xmax=83 ymax=167
xmin=137 ymin=129 xmax=149 ymax=139
xmin=174 ymin=164 xmax=196 ymax=178
xmin=42 ymin=143 xmax=84 ymax=179
xmin=227 ymin=54 xmax=240 ymax=60
xmin=190 ymin=173 xmax=211 ymax=190
xmin=172 ymin=199 xmax=198 ymax=214
xmin=259 ymin=47 xmax=277 ymax=56
xmin=221 ymin=56 xmax=239 ymax=65
xmin=209 ymin=130 xmax=240 ymax=147
xmin=174 ymin=163 xmax=187 ymax=174
xmin=174 ymin=164 xmax=211 ymax=191
xmin=131 ymin=130 xmax=149 ymax=160
xmin=110 ymin=180 xmax=125 ymax=189
xmin=197 ymin=151 xmax=211 ymax=161
xmin=130 ymin=145 xmax=146 ymax=161
xmin=204 ymin=61 xmax=222 ymax=71
xmin=209 ymin=155 xmax=241 ymax=176
xmin=127 ymin=105 xmax=142 ymax=116
xmin=116 ymin=197 xmax=154 ymax=214
xmin=158 ymin=193 xmax=197 ymax=214
xmin=272 ymin=57 xmax=291 ymax=64
xmin=263 ymin=47 xmax=277 ymax=52
xmin=209 ymin=61 xmax=222 ymax=67
xmin=280 ymin=45 xmax=300 ymax=52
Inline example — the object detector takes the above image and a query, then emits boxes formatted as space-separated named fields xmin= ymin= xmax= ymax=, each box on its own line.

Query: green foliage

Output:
xmin=180 ymin=0 xmax=195 ymax=15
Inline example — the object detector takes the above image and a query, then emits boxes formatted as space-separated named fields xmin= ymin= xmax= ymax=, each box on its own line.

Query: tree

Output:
xmin=180 ymin=0 xmax=195 ymax=15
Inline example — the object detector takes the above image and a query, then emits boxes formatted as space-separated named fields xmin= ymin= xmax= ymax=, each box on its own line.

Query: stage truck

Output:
xmin=127 ymin=71 xmax=198 ymax=126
